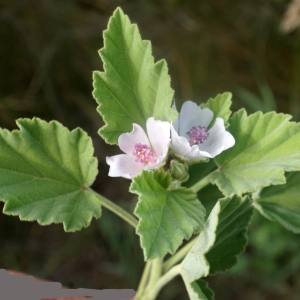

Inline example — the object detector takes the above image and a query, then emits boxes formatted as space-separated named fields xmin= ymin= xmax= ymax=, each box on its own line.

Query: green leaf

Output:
xmin=0 ymin=118 xmax=99 ymax=232
xmin=210 ymin=109 xmax=300 ymax=196
xmin=180 ymin=195 xmax=252 ymax=283
xmin=185 ymin=160 xmax=220 ymax=218
xmin=202 ymin=92 xmax=232 ymax=128
xmin=205 ymin=195 xmax=253 ymax=274
xmin=93 ymin=7 xmax=177 ymax=144
xmin=254 ymin=171 xmax=300 ymax=233
xmin=130 ymin=170 xmax=206 ymax=260
xmin=183 ymin=279 xmax=214 ymax=300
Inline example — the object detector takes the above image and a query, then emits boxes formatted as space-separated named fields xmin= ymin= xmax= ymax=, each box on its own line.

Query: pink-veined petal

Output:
xmin=119 ymin=124 xmax=149 ymax=155
xmin=199 ymin=118 xmax=235 ymax=157
xmin=178 ymin=101 xmax=213 ymax=137
xmin=146 ymin=117 xmax=171 ymax=157
xmin=171 ymin=126 xmax=211 ymax=161
xmin=106 ymin=154 xmax=144 ymax=179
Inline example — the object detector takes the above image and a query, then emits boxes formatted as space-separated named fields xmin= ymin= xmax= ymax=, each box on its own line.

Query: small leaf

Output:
xmin=202 ymin=92 xmax=232 ymax=128
xmin=0 ymin=118 xmax=99 ymax=232
xmin=93 ymin=8 xmax=177 ymax=144
xmin=180 ymin=195 xmax=252 ymax=283
xmin=130 ymin=170 xmax=206 ymax=260
xmin=255 ymin=171 xmax=300 ymax=233
xmin=183 ymin=279 xmax=214 ymax=300
xmin=210 ymin=109 xmax=300 ymax=196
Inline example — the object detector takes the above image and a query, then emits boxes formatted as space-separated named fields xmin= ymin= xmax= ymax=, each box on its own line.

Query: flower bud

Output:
xmin=170 ymin=160 xmax=189 ymax=182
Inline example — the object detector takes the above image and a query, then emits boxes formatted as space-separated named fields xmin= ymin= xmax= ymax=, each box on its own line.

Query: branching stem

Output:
xmin=87 ymin=188 xmax=138 ymax=228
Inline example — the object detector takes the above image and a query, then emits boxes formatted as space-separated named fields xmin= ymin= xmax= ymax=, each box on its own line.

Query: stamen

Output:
xmin=133 ymin=143 xmax=157 ymax=166
xmin=186 ymin=126 xmax=209 ymax=146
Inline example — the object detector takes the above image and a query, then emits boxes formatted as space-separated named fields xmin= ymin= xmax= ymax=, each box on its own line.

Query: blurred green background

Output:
xmin=1 ymin=0 xmax=300 ymax=299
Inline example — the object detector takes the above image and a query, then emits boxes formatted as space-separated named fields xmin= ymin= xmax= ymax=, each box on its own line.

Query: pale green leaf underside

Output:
xmin=130 ymin=170 xmax=206 ymax=260
xmin=202 ymin=92 xmax=232 ymax=128
xmin=93 ymin=8 xmax=177 ymax=144
xmin=210 ymin=109 xmax=300 ymax=196
xmin=181 ymin=195 xmax=252 ymax=284
xmin=0 ymin=118 xmax=99 ymax=232
xmin=255 ymin=171 xmax=300 ymax=233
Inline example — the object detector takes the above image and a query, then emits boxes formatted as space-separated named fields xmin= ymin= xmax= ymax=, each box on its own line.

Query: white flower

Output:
xmin=171 ymin=101 xmax=235 ymax=161
xmin=106 ymin=117 xmax=171 ymax=179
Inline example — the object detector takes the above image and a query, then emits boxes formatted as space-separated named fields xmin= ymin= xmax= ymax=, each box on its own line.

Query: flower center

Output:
xmin=186 ymin=126 xmax=209 ymax=146
xmin=133 ymin=143 xmax=157 ymax=166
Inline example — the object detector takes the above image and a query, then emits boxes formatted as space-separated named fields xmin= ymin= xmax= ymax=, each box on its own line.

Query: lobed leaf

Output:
xmin=210 ymin=109 xmax=300 ymax=196
xmin=93 ymin=8 xmax=177 ymax=144
xmin=0 ymin=118 xmax=99 ymax=232
xmin=254 ymin=171 xmax=300 ymax=233
xmin=130 ymin=170 xmax=206 ymax=260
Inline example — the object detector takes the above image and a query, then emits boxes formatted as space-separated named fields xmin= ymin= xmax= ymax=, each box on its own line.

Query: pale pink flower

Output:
xmin=106 ymin=117 xmax=170 ymax=179
xmin=171 ymin=101 xmax=235 ymax=161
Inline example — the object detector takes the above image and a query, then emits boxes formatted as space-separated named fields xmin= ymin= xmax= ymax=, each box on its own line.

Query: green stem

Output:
xmin=87 ymin=188 xmax=138 ymax=229
xmin=147 ymin=259 xmax=163 ymax=290
xmin=163 ymin=238 xmax=196 ymax=272
xmin=189 ymin=174 xmax=211 ymax=193
xmin=145 ymin=265 xmax=181 ymax=300
xmin=136 ymin=261 xmax=152 ymax=299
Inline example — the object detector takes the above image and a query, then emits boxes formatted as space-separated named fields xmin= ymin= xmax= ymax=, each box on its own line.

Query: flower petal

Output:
xmin=118 ymin=124 xmax=149 ymax=155
xmin=106 ymin=154 xmax=144 ymax=179
xmin=171 ymin=125 xmax=210 ymax=161
xmin=178 ymin=101 xmax=213 ymax=137
xmin=146 ymin=117 xmax=171 ymax=157
xmin=199 ymin=118 xmax=235 ymax=157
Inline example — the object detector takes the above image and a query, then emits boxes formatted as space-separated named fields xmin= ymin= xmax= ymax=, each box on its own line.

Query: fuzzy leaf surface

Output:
xmin=202 ymin=92 xmax=232 ymax=128
xmin=130 ymin=170 xmax=206 ymax=260
xmin=93 ymin=8 xmax=177 ymax=144
xmin=180 ymin=195 xmax=252 ymax=284
xmin=255 ymin=171 xmax=300 ymax=233
xmin=210 ymin=109 xmax=300 ymax=196
xmin=0 ymin=118 xmax=99 ymax=232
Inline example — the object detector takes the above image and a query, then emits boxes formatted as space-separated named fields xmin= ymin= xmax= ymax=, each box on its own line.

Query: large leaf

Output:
xmin=0 ymin=118 xmax=99 ymax=232
xmin=202 ymin=92 xmax=232 ymax=128
xmin=210 ymin=109 xmax=300 ymax=196
xmin=93 ymin=8 xmax=177 ymax=144
xmin=130 ymin=170 xmax=206 ymax=260
xmin=254 ymin=171 xmax=300 ymax=233
xmin=180 ymin=195 xmax=252 ymax=284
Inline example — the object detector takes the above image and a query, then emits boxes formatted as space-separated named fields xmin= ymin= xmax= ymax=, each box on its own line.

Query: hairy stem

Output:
xmin=88 ymin=188 xmax=138 ymax=228
xmin=147 ymin=259 xmax=163 ymax=290
xmin=163 ymin=238 xmax=196 ymax=272
xmin=145 ymin=265 xmax=181 ymax=300
xmin=136 ymin=261 xmax=152 ymax=299
xmin=190 ymin=174 xmax=211 ymax=193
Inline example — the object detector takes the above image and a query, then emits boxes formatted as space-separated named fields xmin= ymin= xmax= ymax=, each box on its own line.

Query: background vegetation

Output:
xmin=1 ymin=0 xmax=300 ymax=299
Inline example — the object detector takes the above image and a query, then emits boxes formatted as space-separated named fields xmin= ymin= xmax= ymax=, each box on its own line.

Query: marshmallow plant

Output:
xmin=1 ymin=7 xmax=300 ymax=300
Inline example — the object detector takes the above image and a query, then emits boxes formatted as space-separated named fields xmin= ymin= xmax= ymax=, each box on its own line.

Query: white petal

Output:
xmin=106 ymin=154 xmax=144 ymax=179
xmin=171 ymin=125 xmax=210 ymax=161
xmin=146 ymin=117 xmax=171 ymax=157
xmin=199 ymin=118 xmax=235 ymax=158
xmin=178 ymin=101 xmax=214 ymax=137
xmin=118 ymin=124 xmax=149 ymax=155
